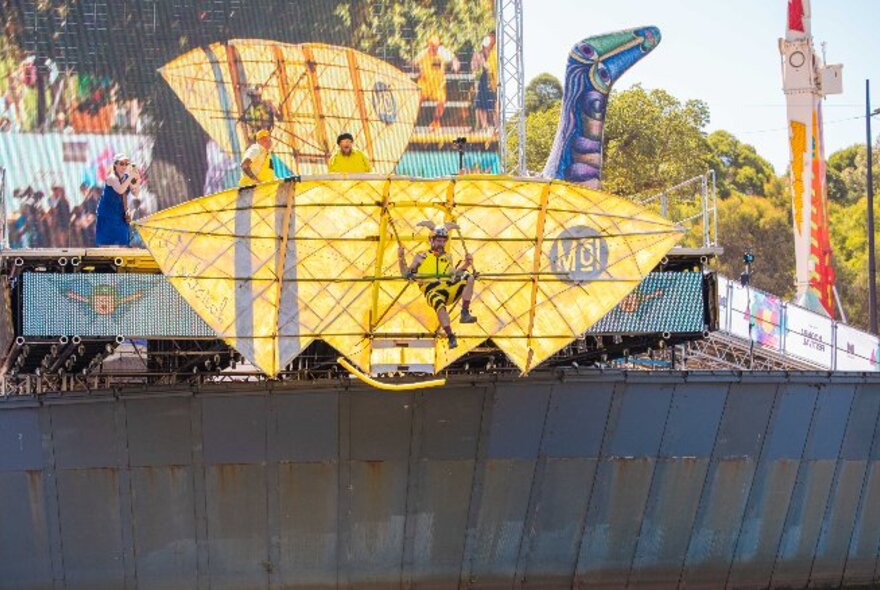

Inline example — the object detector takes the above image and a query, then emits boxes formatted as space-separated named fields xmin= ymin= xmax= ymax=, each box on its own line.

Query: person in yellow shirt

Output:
xmin=239 ymin=129 xmax=276 ymax=186
xmin=328 ymin=133 xmax=372 ymax=173
xmin=397 ymin=222 xmax=477 ymax=349
xmin=414 ymin=36 xmax=460 ymax=131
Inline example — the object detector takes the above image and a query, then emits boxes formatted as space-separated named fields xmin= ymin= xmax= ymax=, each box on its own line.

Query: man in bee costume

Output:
xmin=397 ymin=221 xmax=477 ymax=349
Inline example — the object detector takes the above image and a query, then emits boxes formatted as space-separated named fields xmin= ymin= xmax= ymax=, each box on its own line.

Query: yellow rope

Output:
xmin=337 ymin=357 xmax=446 ymax=391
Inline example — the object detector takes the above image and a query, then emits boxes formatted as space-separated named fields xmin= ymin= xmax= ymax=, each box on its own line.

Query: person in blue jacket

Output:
xmin=96 ymin=153 xmax=140 ymax=246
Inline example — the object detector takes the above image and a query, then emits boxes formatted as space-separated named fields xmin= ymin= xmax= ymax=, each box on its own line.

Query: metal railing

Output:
xmin=637 ymin=170 xmax=718 ymax=249
xmin=715 ymin=274 xmax=879 ymax=371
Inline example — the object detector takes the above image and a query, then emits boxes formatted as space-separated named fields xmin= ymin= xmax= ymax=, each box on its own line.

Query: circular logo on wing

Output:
xmin=372 ymin=81 xmax=398 ymax=124
xmin=549 ymin=226 xmax=608 ymax=283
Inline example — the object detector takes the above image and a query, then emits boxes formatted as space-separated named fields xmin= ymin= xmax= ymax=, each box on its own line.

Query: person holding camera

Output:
xmin=96 ymin=153 xmax=140 ymax=246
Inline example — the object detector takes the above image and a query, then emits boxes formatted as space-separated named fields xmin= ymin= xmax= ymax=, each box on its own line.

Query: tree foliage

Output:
xmin=524 ymin=73 xmax=563 ymax=115
xmin=602 ymin=85 xmax=712 ymax=199
xmin=337 ymin=0 xmax=495 ymax=61
xmin=505 ymin=102 xmax=561 ymax=173
xmin=715 ymin=195 xmax=796 ymax=299
xmin=829 ymin=197 xmax=880 ymax=329
xmin=707 ymin=130 xmax=775 ymax=197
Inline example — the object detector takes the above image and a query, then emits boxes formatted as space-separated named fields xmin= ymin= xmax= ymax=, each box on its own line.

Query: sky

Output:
xmin=521 ymin=0 xmax=880 ymax=174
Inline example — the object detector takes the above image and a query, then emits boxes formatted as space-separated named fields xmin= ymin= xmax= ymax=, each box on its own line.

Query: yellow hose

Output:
xmin=337 ymin=357 xmax=446 ymax=391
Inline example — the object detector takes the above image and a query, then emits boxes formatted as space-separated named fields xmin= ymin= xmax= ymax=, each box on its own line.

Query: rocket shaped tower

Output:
xmin=779 ymin=0 xmax=843 ymax=316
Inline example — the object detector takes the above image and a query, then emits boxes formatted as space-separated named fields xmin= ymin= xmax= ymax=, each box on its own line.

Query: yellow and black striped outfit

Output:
xmin=417 ymin=251 xmax=465 ymax=311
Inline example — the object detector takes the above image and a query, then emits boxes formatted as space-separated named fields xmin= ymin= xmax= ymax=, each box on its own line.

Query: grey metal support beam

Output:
xmin=496 ymin=0 xmax=526 ymax=175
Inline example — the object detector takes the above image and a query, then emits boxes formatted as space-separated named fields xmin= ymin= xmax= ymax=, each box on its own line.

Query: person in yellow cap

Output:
xmin=328 ymin=132 xmax=372 ymax=174
xmin=414 ymin=35 xmax=460 ymax=131
xmin=239 ymin=129 xmax=276 ymax=187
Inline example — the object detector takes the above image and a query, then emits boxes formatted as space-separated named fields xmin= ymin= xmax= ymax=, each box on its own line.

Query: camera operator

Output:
xmin=96 ymin=153 xmax=140 ymax=246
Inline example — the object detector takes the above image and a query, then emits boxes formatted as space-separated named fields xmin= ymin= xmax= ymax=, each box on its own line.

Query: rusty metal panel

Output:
xmin=628 ymin=459 xmax=711 ymax=588
xmin=725 ymin=384 xmax=818 ymax=587
xmin=350 ymin=395 xmax=412 ymax=461
xmin=840 ymin=384 xmax=880 ymax=460
xmin=487 ymin=384 xmax=550 ymax=459
xmin=201 ymin=396 xmax=267 ymax=464
xmin=713 ymin=383 xmax=777 ymax=458
xmin=419 ymin=387 xmax=485 ymax=460
xmin=269 ymin=393 xmax=338 ymax=462
xmin=0 ymin=471 xmax=52 ymax=589
xmin=771 ymin=384 xmax=855 ymax=587
xmin=0 ymin=408 xmax=42 ymax=471
xmin=680 ymin=458 xmax=758 ymax=588
xmin=762 ymin=383 xmax=819 ymax=460
xmin=51 ymin=403 xmax=119 ymax=469
xmin=55 ymin=468 xmax=125 ymax=589
xmin=204 ymin=464 xmax=268 ymax=589
xmin=519 ymin=458 xmax=596 ymax=584
xmin=461 ymin=459 xmax=535 ymax=587
xmin=659 ymin=383 xmax=727 ymax=458
xmin=543 ymin=382 xmax=614 ymax=458
xmin=275 ymin=462 xmax=339 ymax=588
xmin=803 ymin=383 xmax=855 ymax=460
xmin=129 ymin=466 xmax=197 ymax=588
xmin=4 ymin=375 xmax=880 ymax=589
xmin=771 ymin=459 xmax=838 ymax=587
xmin=678 ymin=384 xmax=783 ymax=586
xmin=810 ymin=460 xmax=869 ymax=586
xmin=575 ymin=458 xmax=656 ymax=589
xmin=841 ymin=462 xmax=880 ymax=584
xmin=605 ymin=383 xmax=673 ymax=458
xmin=347 ymin=460 xmax=407 ymax=585
xmin=125 ymin=397 xmax=193 ymax=467
xmin=405 ymin=460 xmax=475 ymax=584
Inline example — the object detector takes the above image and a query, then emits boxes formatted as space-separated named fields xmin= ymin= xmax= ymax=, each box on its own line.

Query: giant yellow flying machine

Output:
xmin=135 ymin=176 xmax=684 ymax=385
xmin=148 ymin=38 xmax=680 ymax=387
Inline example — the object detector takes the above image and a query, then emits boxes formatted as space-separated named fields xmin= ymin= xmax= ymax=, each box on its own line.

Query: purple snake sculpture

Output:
xmin=542 ymin=27 xmax=661 ymax=188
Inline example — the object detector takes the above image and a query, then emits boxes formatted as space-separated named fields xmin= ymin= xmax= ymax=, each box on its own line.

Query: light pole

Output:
xmin=867 ymin=79 xmax=879 ymax=334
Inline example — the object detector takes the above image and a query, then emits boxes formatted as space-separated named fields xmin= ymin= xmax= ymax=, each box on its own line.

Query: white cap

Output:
xmin=113 ymin=153 xmax=129 ymax=163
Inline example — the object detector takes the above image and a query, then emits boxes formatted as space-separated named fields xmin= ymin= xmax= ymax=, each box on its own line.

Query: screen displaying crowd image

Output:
xmin=0 ymin=0 xmax=499 ymax=249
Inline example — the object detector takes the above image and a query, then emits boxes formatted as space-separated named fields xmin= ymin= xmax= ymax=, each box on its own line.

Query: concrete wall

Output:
xmin=1 ymin=372 xmax=880 ymax=589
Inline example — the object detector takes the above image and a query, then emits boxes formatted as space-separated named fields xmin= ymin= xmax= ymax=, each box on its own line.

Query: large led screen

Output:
xmin=0 ymin=0 xmax=499 ymax=248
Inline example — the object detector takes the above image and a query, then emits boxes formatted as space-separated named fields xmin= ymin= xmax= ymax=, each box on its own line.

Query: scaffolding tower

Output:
xmin=496 ymin=0 xmax=526 ymax=175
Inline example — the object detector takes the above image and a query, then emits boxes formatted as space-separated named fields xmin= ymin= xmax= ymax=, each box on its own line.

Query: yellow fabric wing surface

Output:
xmin=159 ymin=40 xmax=420 ymax=175
xmin=136 ymin=176 xmax=684 ymax=377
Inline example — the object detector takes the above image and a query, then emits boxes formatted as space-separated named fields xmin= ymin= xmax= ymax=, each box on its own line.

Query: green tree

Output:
xmin=525 ymin=73 xmax=562 ymax=115
xmin=764 ymin=174 xmax=791 ymax=208
xmin=829 ymin=197 xmax=880 ymax=330
xmin=828 ymin=144 xmax=860 ymax=173
xmin=337 ymin=0 xmax=495 ymax=61
xmin=716 ymin=195 xmax=796 ymax=299
xmin=504 ymin=102 xmax=561 ymax=173
xmin=840 ymin=142 xmax=880 ymax=203
xmin=707 ymin=130 xmax=775 ymax=197
xmin=825 ymin=142 xmax=879 ymax=204
xmin=602 ymin=85 xmax=713 ymax=199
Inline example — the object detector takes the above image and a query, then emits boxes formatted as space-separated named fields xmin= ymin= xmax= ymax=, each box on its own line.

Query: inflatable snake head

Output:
xmin=543 ymin=26 xmax=661 ymax=188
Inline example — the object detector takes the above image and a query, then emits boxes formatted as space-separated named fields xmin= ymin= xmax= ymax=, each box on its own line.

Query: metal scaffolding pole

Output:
xmin=496 ymin=0 xmax=526 ymax=175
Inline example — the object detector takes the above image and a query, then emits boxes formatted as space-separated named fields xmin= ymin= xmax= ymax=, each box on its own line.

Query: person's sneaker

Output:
xmin=460 ymin=310 xmax=478 ymax=324
xmin=448 ymin=334 xmax=458 ymax=349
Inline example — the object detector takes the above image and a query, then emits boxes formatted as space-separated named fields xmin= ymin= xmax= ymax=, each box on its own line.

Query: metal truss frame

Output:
xmin=496 ymin=0 xmax=526 ymax=175
xmin=682 ymin=332 xmax=822 ymax=371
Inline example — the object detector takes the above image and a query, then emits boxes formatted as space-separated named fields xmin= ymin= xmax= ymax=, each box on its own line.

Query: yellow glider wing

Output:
xmin=136 ymin=176 xmax=684 ymax=377
xmin=159 ymin=40 xmax=420 ymax=175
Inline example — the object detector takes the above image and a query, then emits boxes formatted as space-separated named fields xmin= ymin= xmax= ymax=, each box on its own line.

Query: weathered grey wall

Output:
xmin=1 ymin=372 xmax=880 ymax=589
